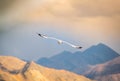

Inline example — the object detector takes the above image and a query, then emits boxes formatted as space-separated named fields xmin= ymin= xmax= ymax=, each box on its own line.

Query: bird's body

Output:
xmin=58 ymin=40 xmax=63 ymax=44
xmin=37 ymin=33 xmax=82 ymax=49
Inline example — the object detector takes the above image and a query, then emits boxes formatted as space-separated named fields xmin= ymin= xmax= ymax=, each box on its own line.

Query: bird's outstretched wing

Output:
xmin=37 ymin=33 xmax=82 ymax=49
xmin=37 ymin=33 xmax=48 ymax=38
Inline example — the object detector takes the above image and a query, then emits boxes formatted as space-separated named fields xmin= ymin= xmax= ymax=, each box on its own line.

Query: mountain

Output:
xmin=85 ymin=56 xmax=120 ymax=81
xmin=37 ymin=43 xmax=120 ymax=74
xmin=0 ymin=56 xmax=93 ymax=81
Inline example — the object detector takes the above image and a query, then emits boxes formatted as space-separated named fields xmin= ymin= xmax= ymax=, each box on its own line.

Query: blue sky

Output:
xmin=0 ymin=0 xmax=120 ymax=60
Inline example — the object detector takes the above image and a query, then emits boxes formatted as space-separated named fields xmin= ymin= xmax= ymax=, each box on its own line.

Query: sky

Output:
xmin=0 ymin=0 xmax=120 ymax=60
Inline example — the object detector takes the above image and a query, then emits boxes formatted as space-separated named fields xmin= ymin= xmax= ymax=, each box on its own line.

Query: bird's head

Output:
xmin=76 ymin=46 xmax=82 ymax=49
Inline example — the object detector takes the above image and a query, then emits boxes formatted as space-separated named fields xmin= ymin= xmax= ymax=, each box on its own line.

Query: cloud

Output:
xmin=23 ymin=0 xmax=120 ymax=19
xmin=1 ymin=0 xmax=120 ymax=23
xmin=1 ymin=0 xmax=120 ymax=35
xmin=0 ymin=0 xmax=16 ymax=13
xmin=0 ymin=0 xmax=120 ymax=55
xmin=1 ymin=0 xmax=120 ymax=42
xmin=70 ymin=0 xmax=120 ymax=17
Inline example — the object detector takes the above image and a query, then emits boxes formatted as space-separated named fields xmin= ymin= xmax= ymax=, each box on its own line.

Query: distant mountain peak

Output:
xmin=37 ymin=43 xmax=119 ymax=75
xmin=89 ymin=43 xmax=107 ymax=48
xmin=97 ymin=43 xmax=106 ymax=46
xmin=50 ymin=50 xmax=73 ymax=59
xmin=96 ymin=43 xmax=109 ymax=48
xmin=84 ymin=43 xmax=118 ymax=54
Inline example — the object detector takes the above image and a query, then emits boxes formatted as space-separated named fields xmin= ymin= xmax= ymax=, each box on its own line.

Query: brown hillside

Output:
xmin=0 ymin=56 xmax=94 ymax=81
xmin=85 ymin=56 xmax=120 ymax=81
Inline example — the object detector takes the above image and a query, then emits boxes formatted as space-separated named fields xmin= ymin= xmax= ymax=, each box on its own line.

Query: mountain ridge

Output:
xmin=85 ymin=56 xmax=120 ymax=81
xmin=37 ymin=43 xmax=120 ymax=74
xmin=0 ymin=56 xmax=93 ymax=81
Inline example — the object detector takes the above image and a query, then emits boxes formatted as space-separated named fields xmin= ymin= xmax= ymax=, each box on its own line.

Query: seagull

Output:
xmin=37 ymin=33 xmax=82 ymax=49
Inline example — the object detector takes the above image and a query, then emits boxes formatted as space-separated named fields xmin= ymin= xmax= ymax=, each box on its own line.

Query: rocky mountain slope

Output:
xmin=0 ymin=56 xmax=93 ymax=81
xmin=85 ymin=56 xmax=120 ymax=81
xmin=37 ymin=43 xmax=120 ymax=74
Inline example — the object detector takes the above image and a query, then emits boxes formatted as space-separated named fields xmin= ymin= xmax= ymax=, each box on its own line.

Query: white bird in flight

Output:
xmin=37 ymin=33 xmax=82 ymax=49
